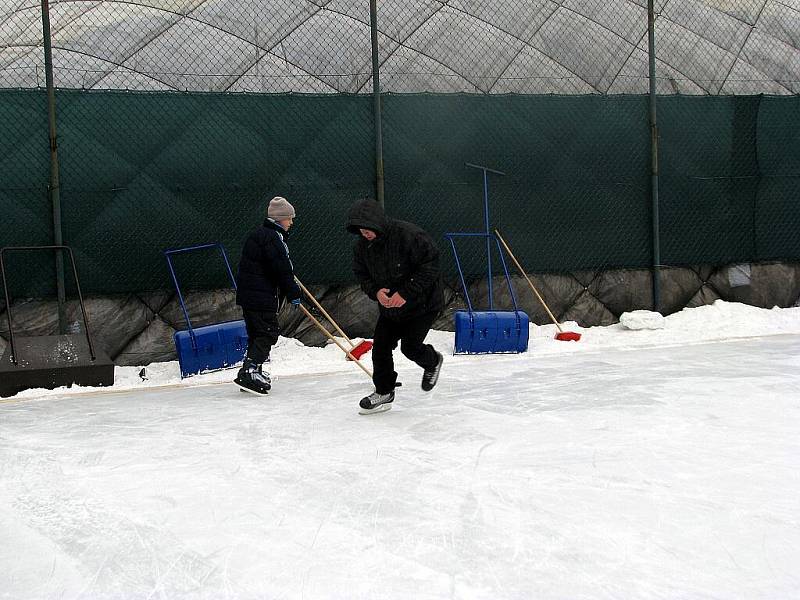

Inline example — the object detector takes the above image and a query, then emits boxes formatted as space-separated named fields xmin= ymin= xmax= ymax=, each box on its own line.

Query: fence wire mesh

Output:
xmin=0 ymin=0 xmax=798 ymax=296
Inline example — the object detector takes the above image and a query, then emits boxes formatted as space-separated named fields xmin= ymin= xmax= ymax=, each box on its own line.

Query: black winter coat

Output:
xmin=235 ymin=219 xmax=301 ymax=312
xmin=347 ymin=199 xmax=444 ymax=321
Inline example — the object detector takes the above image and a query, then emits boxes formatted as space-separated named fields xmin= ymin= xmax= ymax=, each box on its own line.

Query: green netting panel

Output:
xmin=0 ymin=89 xmax=51 ymax=248
xmin=54 ymin=90 xmax=374 ymax=293
xmin=658 ymin=96 xmax=761 ymax=266
xmin=382 ymin=94 xmax=652 ymax=276
xmin=2 ymin=90 xmax=799 ymax=297
xmin=755 ymin=96 xmax=800 ymax=261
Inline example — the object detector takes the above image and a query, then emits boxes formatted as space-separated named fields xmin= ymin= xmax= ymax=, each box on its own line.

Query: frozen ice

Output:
xmin=1 ymin=301 xmax=799 ymax=598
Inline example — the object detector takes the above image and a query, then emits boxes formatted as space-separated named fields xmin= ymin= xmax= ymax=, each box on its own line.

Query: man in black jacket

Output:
xmin=347 ymin=198 xmax=444 ymax=414
xmin=234 ymin=196 xmax=302 ymax=395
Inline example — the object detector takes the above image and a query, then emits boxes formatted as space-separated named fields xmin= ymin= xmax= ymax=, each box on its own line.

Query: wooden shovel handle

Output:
xmin=299 ymin=304 xmax=373 ymax=379
xmin=494 ymin=229 xmax=564 ymax=332
xmin=295 ymin=277 xmax=356 ymax=349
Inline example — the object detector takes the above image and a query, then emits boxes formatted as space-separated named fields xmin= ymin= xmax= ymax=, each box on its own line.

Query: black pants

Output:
xmin=372 ymin=311 xmax=439 ymax=394
xmin=242 ymin=309 xmax=280 ymax=364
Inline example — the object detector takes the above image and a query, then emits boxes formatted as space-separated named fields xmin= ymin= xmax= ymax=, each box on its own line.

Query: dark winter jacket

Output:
xmin=236 ymin=219 xmax=301 ymax=312
xmin=347 ymin=199 xmax=444 ymax=321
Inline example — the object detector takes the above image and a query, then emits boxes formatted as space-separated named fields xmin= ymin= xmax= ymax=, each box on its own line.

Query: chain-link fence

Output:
xmin=1 ymin=0 xmax=798 ymax=299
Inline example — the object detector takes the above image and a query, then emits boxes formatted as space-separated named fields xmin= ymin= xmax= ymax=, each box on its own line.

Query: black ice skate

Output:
xmin=359 ymin=390 xmax=395 ymax=414
xmin=421 ymin=352 xmax=443 ymax=391
xmin=234 ymin=359 xmax=271 ymax=395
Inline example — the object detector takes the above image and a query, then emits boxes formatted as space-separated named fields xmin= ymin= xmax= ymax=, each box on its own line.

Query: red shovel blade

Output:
xmin=555 ymin=331 xmax=581 ymax=342
xmin=347 ymin=340 xmax=373 ymax=360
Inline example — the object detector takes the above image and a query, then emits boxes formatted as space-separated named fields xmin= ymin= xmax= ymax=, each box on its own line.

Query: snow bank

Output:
xmin=9 ymin=300 xmax=800 ymax=400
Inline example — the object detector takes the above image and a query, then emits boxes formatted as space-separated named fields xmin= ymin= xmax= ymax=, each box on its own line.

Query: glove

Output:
xmin=290 ymin=298 xmax=302 ymax=308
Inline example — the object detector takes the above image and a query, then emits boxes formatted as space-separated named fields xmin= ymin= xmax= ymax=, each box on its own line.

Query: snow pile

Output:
xmin=9 ymin=300 xmax=800 ymax=400
xmin=619 ymin=309 xmax=666 ymax=330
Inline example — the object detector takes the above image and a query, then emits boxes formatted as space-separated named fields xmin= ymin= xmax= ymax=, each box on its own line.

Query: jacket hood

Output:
xmin=346 ymin=199 xmax=386 ymax=235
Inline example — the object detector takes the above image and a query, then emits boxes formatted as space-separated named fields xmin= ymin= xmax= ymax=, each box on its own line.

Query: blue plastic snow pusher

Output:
xmin=164 ymin=243 xmax=247 ymax=378
xmin=445 ymin=163 xmax=529 ymax=354
xmin=446 ymin=232 xmax=529 ymax=354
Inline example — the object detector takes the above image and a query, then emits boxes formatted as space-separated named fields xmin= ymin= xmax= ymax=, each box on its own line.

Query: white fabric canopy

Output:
xmin=1 ymin=0 xmax=797 ymax=93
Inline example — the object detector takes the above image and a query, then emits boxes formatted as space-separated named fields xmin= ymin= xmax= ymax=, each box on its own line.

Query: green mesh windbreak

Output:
xmin=755 ymin=96 xmax=800 ymax=261
xmin=0 ymin=89 xmax=51 ymax=247
xmin=659 ymin=96 xmax=761 ymax=265
xmin=658 ymin=95 xmax=800 ymax=266
xmin=382 ymin=94 xmax=652 ymax=276
xmin=53 ymin=90 xmax=374 ymax=293
xmin=1 ymin=89 xmax=799 ymax=295
xmin=0 ymin=90 xmax=54 ymax=299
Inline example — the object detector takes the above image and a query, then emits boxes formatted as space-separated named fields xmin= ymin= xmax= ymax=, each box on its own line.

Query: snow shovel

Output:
xmin=164 ymin=242 xmax=249 ymax=377
xmin=445 ymin=232 xmax=529 ymax=354
xmin=295 ymin=277 xmax=373 ymax=360
xmin=297 ymin=304 xmax=373 ymax=378
xmin=494 ymin=230 xmax=582 ymax=342
xmin=441 ymin=162 xmax=531 ymax=354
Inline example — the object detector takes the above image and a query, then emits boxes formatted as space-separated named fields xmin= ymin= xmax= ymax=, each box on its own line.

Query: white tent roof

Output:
xmin=1 ymin=0 xmax=798 ymax=94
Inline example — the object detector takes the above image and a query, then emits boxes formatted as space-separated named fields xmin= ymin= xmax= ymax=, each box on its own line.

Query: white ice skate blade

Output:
xmin=358 ymin=403 xmax=392 ymax=415
xmin=235 ymin=382 xmax=269 ymax=396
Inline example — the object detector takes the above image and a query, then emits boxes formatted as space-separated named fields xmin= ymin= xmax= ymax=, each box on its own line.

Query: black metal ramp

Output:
xmin=0 ymin=334 xmax=115 ymax=397
xmin=1 ymin=245 xmax=116 ymax=397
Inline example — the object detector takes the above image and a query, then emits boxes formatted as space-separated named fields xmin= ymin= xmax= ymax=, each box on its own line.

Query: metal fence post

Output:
xmin=648 ymin=0 xmax=661 ymax=313
xmin=369 ymin=0 xmax=385 ymax=207
xmin=40 ymin=0 xmax=66 ymax=332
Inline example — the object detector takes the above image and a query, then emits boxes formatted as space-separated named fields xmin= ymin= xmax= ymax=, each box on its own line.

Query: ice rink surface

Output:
xmin=2 ymin=317 xmax=799 ymax=598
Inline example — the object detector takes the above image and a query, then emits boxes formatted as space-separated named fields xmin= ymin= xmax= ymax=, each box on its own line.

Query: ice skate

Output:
xmin=234 ymin=359 xmax=271 ymax=395
xmin=359 ymin=390 xmax=395 ymax=414
xmin=421 ymin=351 xmax=443 ymax=391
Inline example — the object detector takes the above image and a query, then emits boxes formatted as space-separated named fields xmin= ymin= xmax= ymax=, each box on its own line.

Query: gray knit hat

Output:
xmin=267 ymin=196 xmax=296 ymax=220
